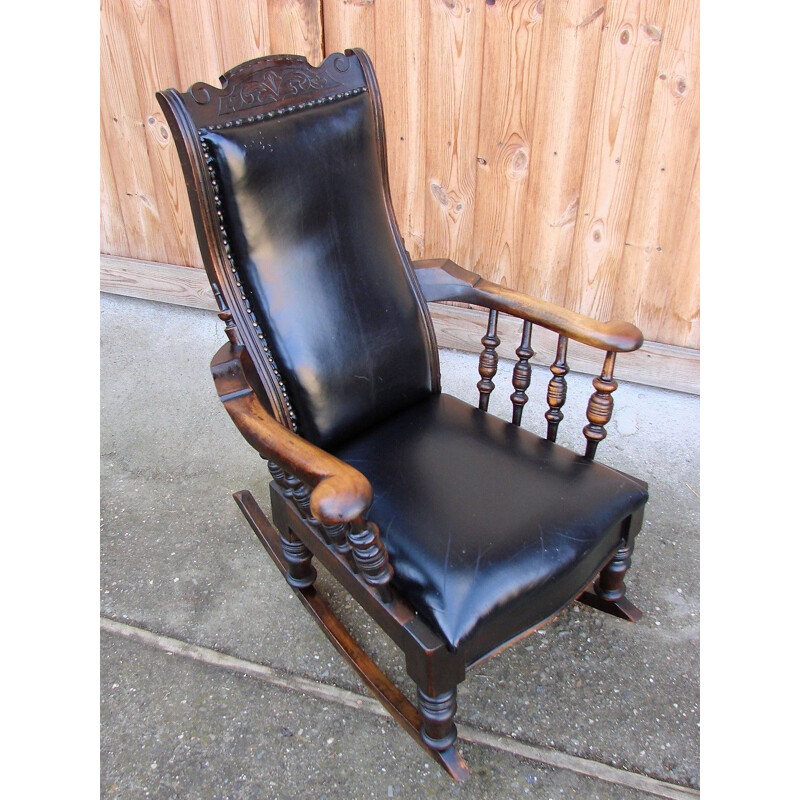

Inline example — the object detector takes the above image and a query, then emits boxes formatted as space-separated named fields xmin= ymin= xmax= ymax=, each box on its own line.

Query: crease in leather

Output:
xmin=333 ymin=394 xmax=649 ymax=659
xmin=203 ymin=93 xmax=435 ymax=449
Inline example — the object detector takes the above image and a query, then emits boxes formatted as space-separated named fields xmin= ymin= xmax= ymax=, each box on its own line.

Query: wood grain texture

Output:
xmin=372 ymin=1 xmax=430 ymax=258
xmin=101 ymin=0 xmax=701 ymax=350
xmin=519 ymin=0 xmax=605 ymax=305
xmin=100 ymin=254 xmax=216 ymax=310
xmin=100 ymin=256 xmax=699 ymax=394
xmin=322 ymin=0 xmax=376 ymax=53
xmin=422 ymin=0 xmax=487 ymax=269
xmin=100 ymin=0 xmax=170 ymax=264
xmin=471 ymin=0 xmax=544 ymax=290
xmin=120 ymin=0 xmax=199 ymax=268
xmin=612 ymin=0 xmax=700 ymax=348
xmin=267 ymin=0 xmax=324 ymax=63
xmin=100 ymin=0 xmax=324 ymax=269
xmin=564 ymin=0 xmax=669 ymax=321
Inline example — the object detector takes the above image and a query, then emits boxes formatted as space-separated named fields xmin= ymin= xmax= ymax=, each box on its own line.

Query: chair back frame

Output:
xmin=157 ymin=49 xmax=441 ymax=431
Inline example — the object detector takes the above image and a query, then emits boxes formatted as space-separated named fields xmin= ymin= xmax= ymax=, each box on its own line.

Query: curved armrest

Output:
xmin=413 ymin=258 xmax=643 ymax=353
xmin=210 ymin=342 xmax=373 ymax=525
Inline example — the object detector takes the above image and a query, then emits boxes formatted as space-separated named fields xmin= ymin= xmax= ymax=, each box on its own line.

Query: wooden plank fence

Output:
xmin=100 ymin=0 xmax=700 ymax=387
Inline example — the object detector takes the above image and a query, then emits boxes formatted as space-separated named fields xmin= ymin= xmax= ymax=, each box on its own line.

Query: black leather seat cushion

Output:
xmin=333 ymin=393 xmax=648 ymax=663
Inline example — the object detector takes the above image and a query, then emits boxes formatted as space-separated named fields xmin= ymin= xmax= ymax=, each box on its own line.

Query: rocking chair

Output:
xmin=157 ymin=49 xmax=649 ymax=781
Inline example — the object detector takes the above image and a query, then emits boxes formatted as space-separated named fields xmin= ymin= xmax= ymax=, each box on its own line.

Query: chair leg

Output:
xmin=578 ymin=534 xmax=642 ymax=622
xmin=417 ymin=687 xmax=458 ymax=751
xmin=233 ymin=490 xmax=470 ymax=782
xmin=279 ymin=528 xmax=317 ymax=589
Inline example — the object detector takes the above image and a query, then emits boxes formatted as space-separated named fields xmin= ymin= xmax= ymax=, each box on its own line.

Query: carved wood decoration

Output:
xmin=159 ymin=54 xmax=371 ymax=434
xmin=158 ymin=50 xmax=442 ymax=435
xmin=184 ymin=53 xmax=367 ymax=129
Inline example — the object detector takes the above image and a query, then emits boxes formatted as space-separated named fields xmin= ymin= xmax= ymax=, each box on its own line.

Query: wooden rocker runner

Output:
xmin=157 ymin=49 xmax=649 ymax=781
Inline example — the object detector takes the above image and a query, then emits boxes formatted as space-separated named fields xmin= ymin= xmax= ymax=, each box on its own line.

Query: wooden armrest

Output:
xmin=413 ymin=258 xmax=643 ymax=353
xmin=210 ymin=342 xmax=373 ymax=525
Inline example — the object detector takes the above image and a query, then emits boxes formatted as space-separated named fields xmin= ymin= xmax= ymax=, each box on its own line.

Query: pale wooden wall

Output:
xmin=100 ymin=0 xmax=699 ymax=352
xmin=100 ymin=0 xmax=323 ymax=268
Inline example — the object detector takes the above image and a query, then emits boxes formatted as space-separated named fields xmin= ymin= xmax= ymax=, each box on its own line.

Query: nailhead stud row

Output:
xmin=199 ymin=137 xmax=298 ymax=430
xmin=196 ymin=86 xmax=367 ymax=135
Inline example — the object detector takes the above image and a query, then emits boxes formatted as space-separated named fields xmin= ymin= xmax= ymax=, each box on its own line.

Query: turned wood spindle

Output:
xmin=417 ymin=688 xmax=458 ymax=751
xmin=545 ymin=335 xmax=570 ymax=442
xmin=477 ymin=309 xmax=500 ymax=411
xmin=268 ymin=461 xmax=308 ymax=517
xmin=583 ymin=350 xmax=618 ymax=460
xmin=595 ymin=536 xmax=635 ymax=604
xmin=278 ymin=528 xmax=317 ymax=589
xmin=290 ymin=481 xmax=321 ymax=529
xmin=267 ymin=460 xmax=292 ymax=497
xmin=322 ymin=522 xmax=356 ymax=565
xmin=266 ymin=461 xmax=317 ymax=587
xmin=347 ymin=518 xmax=394 ymax=603
xmin=212 ymin=282 xmax=242 ymax=346
xmin=510 ymin=321 xmax=533 ymax=426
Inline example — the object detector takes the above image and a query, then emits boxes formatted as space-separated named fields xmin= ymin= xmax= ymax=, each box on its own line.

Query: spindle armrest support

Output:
xmin=210 ymin=342 xmax=374 ymax=526
xmin=413 ymin=258 xmax=644 ymax=353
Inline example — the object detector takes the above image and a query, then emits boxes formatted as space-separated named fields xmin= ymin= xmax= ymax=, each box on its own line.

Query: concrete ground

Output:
xmin=100 ymin=293 xmax=700 ymax=800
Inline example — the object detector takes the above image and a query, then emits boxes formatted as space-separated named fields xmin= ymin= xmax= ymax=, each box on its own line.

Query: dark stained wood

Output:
xmin=347 ymin=518 xmax=394 ymax=604
xmin=414 ymin=258 xmax=644 ymax=353
xmin=210 ymin=339 xmax=373 ymax=526
xmin=233 ymin=489 xmax=470 ymax=782
xmin=477 ymin=309 xmax=500 ymax=411
xmin=510 ymin=321 xmax=534 ymax=426
xmin=583 ymin=351 xmax=618 ymax=460
xmin=577 ymin=509 xmax=644 ymax=623
xmin=417 ymin=687 xmax=458 ymax=752
xmin=545 ymin=335 xmax=570 ymax=442
xmin=158 ymin=50 xmax=649 ymax=783
xmin=278 ymin=527 xmax=317 ymax=590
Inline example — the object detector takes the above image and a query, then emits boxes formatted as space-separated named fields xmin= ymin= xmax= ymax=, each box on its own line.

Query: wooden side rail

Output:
xmin=413 ymin=259 xmax=643 ymax=352
xmin=211 ymin=341 xmax=373 ymax=524
xmin=212 ymin=338 xmax=396 ymax=600
xmin=414 ymin=259 xmax=643 ymax=459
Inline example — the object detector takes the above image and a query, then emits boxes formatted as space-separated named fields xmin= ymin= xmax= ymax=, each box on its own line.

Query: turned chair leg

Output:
xmin=578 ymin=534 xmax=642 ymax=622
xmin=417 ymin=687 xmax=458 ymax=751
xmin=279 ymin=529 xmax=317 ymax=589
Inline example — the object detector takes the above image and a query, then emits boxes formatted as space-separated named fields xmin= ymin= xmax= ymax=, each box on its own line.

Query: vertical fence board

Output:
xmin=518 ymin=0 xmax=605 ymax=305
xmin=371 ymin=1 xmax=430 ymax=259
xmin=656 ymin=152 xmax=699 ymax=346
xmin=100 ymin=0 xmax=170 ymax=264
xmin=122 ymin=0 xmax=199 ymax=268
xmin=169 ymin=0 xmax=225 ymax=90
xmin=564 ymin=0 xmax=669 ymax=321
xmin=212 ymin=0 xmax=271 ymax=69
xmin=613 ymin=0 xmax=700 ymax=348
xmin=100 ymin=120 xmax=131 ymax=256
xmin=470 ymin=0 xmax=544 ymax=290
xmin=100 ymin=0 xmax=701 ymax=351
xmin=422 ymin=0 xmax=487 ymax=268
xmin=267 ymin=0 xmax=324 ymax=62
xmin=322 ymin=0 xmax=376 ymax=53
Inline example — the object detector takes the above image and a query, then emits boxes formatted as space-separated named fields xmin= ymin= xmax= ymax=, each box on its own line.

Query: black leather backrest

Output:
xmin=161 ymin=53 xmax=438 ymax=450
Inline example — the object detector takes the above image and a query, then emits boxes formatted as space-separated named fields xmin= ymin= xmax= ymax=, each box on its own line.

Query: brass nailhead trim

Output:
xmin=198 ymin=138 xmax=298 ymax=429
xmin=195 ymin=86 xmax=367 ymax=134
